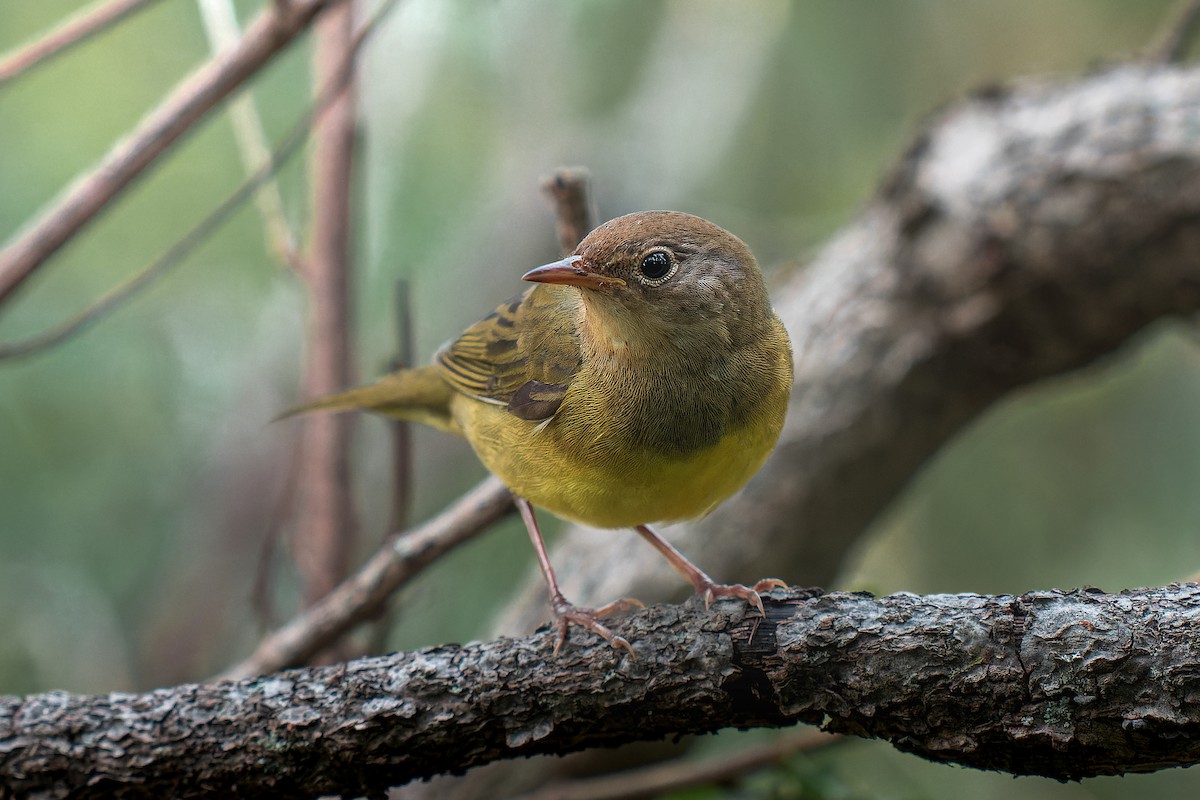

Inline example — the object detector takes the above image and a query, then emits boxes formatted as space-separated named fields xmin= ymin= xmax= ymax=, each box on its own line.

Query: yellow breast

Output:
xmin=449 ymin=335 xmax=792 ymax=529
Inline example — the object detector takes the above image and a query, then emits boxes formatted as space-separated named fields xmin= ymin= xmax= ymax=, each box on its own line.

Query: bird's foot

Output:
xmin=551 ymin=595 xmax=644 ymax=656
xmin=697 ymin=577 xmax=788 ymax=616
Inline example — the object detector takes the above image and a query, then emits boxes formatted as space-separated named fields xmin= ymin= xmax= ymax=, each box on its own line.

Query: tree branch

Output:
xmin=540 ymin=168 xmax=596 ymax=256
xmin=0 ymin=0 xmax=346 ymax=307
xmin=0 ymin=0 xmax=398 ymax=362
xmin=7 ymin=585 xmax=1200 ymax=797
xmin=291 ymin=0 xmax=360 ymax=610
xmin=1150 ymin=0 xmax=1200 ymax=63
xmin=0 ymin=0 xmax=166 ymax=86
xmin=197 ymin=0 xmax=299 ymax=265
xmin=223 ymin=476 xmax=513 ymax=680
xmin=513 ymin=729 xmax=842 ymax=800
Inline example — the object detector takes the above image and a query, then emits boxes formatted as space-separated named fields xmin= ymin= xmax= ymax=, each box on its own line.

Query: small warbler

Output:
xmin=290 ymin=211 xmax=793 ymax=653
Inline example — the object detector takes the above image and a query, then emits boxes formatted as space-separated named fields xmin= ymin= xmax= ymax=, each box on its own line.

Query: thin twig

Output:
xmin=514 ymin=730 xmax=842 ymax=800
xmin=0 ymin=0 xmax=165 ymax=86
xmin=221 ymin=475 xmax=514 ymax=680
xmin=196 ymin=0 xmax=299 ymax=266
xmin=364 ymin=279 xmax=416 ymax=656
xmin=0 ymin=0 xmax=344 ymax=307
xmin=1150 ymin=0 xmax=1200 ymax=63
xmin=291 ymin=0 xmax=360 ymax=611
xmin=251 ymin=433 xmax=304 ymax=629
xmin=540 ymin=167 xmax=597 ymax=255
xmin=385 ymin=278 xmax=415 ymax=535
xmin=0 ymin=0 xmax=402 ymax=361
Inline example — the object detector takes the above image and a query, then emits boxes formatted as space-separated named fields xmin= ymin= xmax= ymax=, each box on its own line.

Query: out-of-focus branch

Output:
xmin=291 ymin=0 xmax=360 ymax=612
xmin=1150 ymin=0 xmax=1200 ymax=63
xmin=222 ymin=476 xmax=513 ymax=680
xmin=0 ymin=0 xmax=347 ymax=308
xmin=363 ymin=279 xmax=417 ymax=656
xmin=0 ymin=0 xmax=401 ymax=362
xmin=196 ymin=0 xmax=299 ymax=266
xmin=540 ymin=168 xmax=596 ymax=255
xmin=0 ymin=0 xmax=165 ymax=86
xmin=513 ymin=730 xmax=842 ymax=800
xmin=386 ymin=279 xmax=415 ymax=534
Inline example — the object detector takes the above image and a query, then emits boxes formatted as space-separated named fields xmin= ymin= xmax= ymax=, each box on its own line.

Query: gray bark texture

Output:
xmin=6 ymin=586 xmax=1200 ymax=798
xmin=5 ymin=62 xmax=1200 ymax=799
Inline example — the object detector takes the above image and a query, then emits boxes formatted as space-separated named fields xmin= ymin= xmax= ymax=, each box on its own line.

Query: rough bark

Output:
xmin=6 ymin=585 xmax=1200 ymax=798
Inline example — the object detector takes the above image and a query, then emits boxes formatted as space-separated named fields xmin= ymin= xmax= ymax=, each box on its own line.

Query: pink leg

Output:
xmin=634 ymin=524 xmax=787 ymax=615
xmin=517 ymin=497 xmax=641 ymax=655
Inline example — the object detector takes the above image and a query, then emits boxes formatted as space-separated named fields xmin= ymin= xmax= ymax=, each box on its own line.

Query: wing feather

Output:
xmin=435 ymin=285 xmax=582 ymax=420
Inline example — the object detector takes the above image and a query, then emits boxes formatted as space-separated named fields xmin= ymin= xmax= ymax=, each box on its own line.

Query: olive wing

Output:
xmin=434 ymin=285 xmax=581 ymax=421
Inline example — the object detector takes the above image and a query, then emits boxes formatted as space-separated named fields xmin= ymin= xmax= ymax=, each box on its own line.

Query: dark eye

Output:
xmin=640 ymin=251 xmax=672 ymax=281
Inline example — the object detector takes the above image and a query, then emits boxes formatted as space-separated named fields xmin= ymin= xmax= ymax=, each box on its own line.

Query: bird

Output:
xmin=288 ymin=211 xmax=794 ymax=653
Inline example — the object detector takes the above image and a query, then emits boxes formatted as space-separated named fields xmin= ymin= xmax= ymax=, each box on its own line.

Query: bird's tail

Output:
xmin=276 ymin=365 xmax=459 ymax=434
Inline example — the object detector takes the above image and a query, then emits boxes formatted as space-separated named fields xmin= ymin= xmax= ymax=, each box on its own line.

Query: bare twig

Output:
xmin=0 ymin=0 xmax=345 ymax=308
xmin=0 ymin=0 xmax=401 ymax=361
xmin=222 ymin=476 xmax=514 ymax=680
xmin=291 ymin=0 xmax=360 ymax=610
xmin=514 ymin=730 xmax=842 ymax=800
xmin=364 ymin=279 xmax=416 ymax=656
xmin=1150 ymin=0 xmax=1200 ymax=63
xmin=0 ymin=0 xmax=165 ymax=86
xmin=540 ymin=167 xmax=596 ymax=255
xmin=386 ymin=279 xmax=415 ymax=534
xmin=196 ymin=0 xmax=299 ymax=265
xmin=251 ymin=435 xmax=304 ymax=629
xmin=0 ymin=126 xmax=308 ymax=360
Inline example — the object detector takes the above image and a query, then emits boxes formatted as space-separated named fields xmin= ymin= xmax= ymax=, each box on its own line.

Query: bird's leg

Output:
xmin=516 ymin=497 xmax=641 ymax=655
xmin=633 ymin=524 xmax=787 ymax=615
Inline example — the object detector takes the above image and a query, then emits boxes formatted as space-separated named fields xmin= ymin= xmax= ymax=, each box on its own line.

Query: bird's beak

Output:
xmin=522 ymin=255 xmax=626 ymax=289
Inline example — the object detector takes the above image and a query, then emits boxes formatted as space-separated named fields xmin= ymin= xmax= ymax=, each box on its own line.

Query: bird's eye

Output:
xmin=638 ymin=250 xmax=674 ymax=284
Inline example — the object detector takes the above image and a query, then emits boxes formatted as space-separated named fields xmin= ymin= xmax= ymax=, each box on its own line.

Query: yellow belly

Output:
xmin=450 ymin=391 xmax=785 ymax=529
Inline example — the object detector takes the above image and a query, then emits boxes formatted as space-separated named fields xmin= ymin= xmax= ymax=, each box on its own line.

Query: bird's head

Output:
xmin=522 ymin=211 xmax=771 ymax=354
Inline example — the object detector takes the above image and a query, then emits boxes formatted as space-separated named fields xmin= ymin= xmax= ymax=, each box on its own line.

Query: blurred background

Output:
xmin=3 ymin=1 xmax=1200 ymax=797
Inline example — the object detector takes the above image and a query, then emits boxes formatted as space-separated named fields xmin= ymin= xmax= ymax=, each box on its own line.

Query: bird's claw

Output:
xmin=550 ymin=595 xmax=642 ymax=657
xmin=699 ymin=578 xmax=788 ymax=616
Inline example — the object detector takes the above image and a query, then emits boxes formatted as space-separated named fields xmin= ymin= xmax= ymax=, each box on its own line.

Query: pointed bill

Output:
xmin=522 ymin=255 xmax=626 ymax=289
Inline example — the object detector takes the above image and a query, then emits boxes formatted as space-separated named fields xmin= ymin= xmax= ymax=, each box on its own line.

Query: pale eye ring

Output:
xmin=637 ymin=249 xmax=676 ymax=285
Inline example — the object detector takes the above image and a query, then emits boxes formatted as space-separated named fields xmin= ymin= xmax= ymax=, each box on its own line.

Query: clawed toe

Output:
xmin=699 ymin=577 xmax=788 ymax=615
xmin=551 ymin=595 xmax=641 ymax=656
xmin=519 ymin=497 xmax=641 ymax=656
xmin=593 ymin=597 xmax=645 ymax=617
xmin=752 ymin=578 xmax=789 ymax=592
